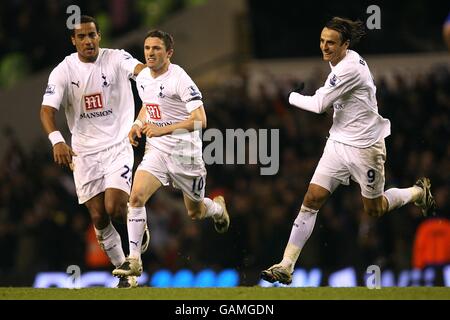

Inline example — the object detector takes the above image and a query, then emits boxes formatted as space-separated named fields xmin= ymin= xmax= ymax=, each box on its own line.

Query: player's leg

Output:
xmin=182 ymin=192 xmax=230 ymax=233
xmin=261 ymin=140 xmax=346 ymax=284
xmin=362 ymin=180 xmax=434 ymax=217
xmin=73 ymin=150 xmax=128 ymax=270
xmin=383 ymin=178 xmax=435 ymax=216
xmin=104 ymin=187 xmax=150 ymax=254
xmin=85 ymin=193 xmax=127 ymax=269
xmin=361 ymin=195 xmax=387 ymax=217
xmin=112 ymin=170 xmax=162 ymax=277
xmin=169 ymin=156 xmax=230 ymax=234
xmin=354 ymin=140 xmax=435 ymax=217
xmin=128 ymin=170 xmax=161 ymax=257
xmin=261 ymin=183 xmax=333 ymax=285
xmin=100 ymin=141 xmax=144 ymax=286
xmin=104 ymin=188 xmax=129 ymax=223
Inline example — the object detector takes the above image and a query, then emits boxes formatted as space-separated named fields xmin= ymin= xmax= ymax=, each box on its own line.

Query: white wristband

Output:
xmin=48 ymin=131 xmax=65 ymax=146
xmin=133 ymin=119 xmax=144 ymax=128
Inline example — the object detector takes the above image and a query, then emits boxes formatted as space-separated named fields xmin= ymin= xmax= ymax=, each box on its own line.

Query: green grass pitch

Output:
xmin=0 ymin=287 xmax=449 ymax=300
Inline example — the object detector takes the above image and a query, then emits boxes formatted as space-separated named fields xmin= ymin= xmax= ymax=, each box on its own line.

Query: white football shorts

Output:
xmin=136 ymin=147 xmax=207 ymax=202
xmin=310 ymin=139 xmax=386 ymax=199
xmin=72 ymin=138 xmax=134 ymax=204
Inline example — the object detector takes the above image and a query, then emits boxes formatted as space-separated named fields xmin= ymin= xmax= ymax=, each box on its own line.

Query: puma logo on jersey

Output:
xmin=71 ymin=81 xmax=80 ymax=88
xmin=104 ymin=244 xmax=117 ymax=252
xmin=333 ymin=103 xmax=345 ymax=110
xmin=130 ymin=240 xmax=139 ymax=247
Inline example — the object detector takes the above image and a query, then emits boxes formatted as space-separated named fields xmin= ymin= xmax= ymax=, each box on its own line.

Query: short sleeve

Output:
xmin=42 ymin=64 xmax=67 ymax=110
xmin=117 ymin=49 xmax=141 ymax=79
xmin=176 ymin=69 xmax=203 ymax=113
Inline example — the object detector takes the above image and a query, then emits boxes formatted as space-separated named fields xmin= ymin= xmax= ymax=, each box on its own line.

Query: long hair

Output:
xmin=325 ymin=17 xmax=366 ymax=48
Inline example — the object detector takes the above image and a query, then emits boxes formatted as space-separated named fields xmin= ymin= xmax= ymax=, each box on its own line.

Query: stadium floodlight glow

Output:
xmin=150 ymin=268 xmax=240 ymax=287
xmin=150 ymin=270 xmax=172 ymax=288
xmin=32 ymin=265 xmax=449 ymax=288
xmin=34 ymin=269 xmax=240 ymax=288
xmin=444 ymin=265 xmax=450 ymax=286
xmin=172 ymin=269 xmax=195 ymax=287
xmin=216 ymin=269 xmax=240 ymax=287
xmin=34 ymin=272 xmax=68 ymax=288
xmin=381 ymin=270 xmax=395 ymax=287
xmin=327 ymin=267 xmax=357 ymax=287
xmin=194 ymin=269 xmax=215 ymax=287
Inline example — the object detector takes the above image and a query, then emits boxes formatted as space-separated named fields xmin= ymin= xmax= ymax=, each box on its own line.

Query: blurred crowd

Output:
xmin=0 ymin=0 xmax=200 ymax=88
xmin=1 ymin=65 xmax=449 ymax=286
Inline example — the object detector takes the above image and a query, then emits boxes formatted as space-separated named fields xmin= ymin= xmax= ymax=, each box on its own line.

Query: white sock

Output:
xmin=128 ymin=207 xmax=147 ymax=259
xmin=384 ymin=186 xmax=422 ymax=211
xmin=94 ymin=223 xmax=126 ymax=267
xmin=281 ymin=205 xmax=318 ymax=270
xmin=202 ymin=197 xmax=223 ymax=220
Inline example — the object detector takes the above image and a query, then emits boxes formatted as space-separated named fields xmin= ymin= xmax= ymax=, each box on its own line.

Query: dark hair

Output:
xmin=144 ymin=30 xmax=174 ymax=51
xmin=70 ymin=15 xmax=100 ymax=36
xmin=325 ymin=17 xmax=365 ymax=47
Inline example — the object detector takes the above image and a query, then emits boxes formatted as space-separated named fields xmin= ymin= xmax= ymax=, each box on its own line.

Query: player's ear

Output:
xmin=97 ymin=31 xmax=101 ymax=42
xmin=343 ymin=39 xmax=350 ymax=49
xmin=71 ymin=34 xmax=76 ymax=46
xmin=167 ymin=48 xmax=174 ymax=59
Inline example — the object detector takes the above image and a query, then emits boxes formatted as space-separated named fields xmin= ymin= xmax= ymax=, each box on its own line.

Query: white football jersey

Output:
xmin=136 ymin=63 xmax=203 ymax=158
xmin=290 ymin=50 xmax=391 ymax=148
xmin=42 ymin=48 xmax=141 ymax=154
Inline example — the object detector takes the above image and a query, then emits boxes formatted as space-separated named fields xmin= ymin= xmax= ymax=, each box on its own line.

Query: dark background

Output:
xmin=0 ymin=0 xmax=449 ymax=287
xmin=249 ymin=0 xmax=449 ymax=57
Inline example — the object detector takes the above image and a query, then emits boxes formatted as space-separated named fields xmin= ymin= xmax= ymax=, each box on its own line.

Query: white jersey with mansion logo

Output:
xmin=42 ymin=48 xmax=141 ymax=154
xmin=136 ymin=63 xmax=203 ymax=158
xmin=289 ymin=49 xmax=391 ymax=148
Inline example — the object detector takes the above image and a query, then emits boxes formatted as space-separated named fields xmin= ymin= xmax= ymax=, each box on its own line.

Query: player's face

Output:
xmin=144 ymin=37 xmax=173 ymax=75
xmin=71 ymin=22 xmax=101 ymax=63
xmin=320 ymin=27 xmax=349 ymax=66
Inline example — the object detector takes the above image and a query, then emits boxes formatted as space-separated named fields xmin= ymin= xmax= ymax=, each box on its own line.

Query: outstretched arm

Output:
xmin=289 ymin=70 xmax=359 ymax=114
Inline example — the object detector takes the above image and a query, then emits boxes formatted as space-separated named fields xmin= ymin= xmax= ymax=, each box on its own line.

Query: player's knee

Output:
xmin=90 ymin=211 xmax=109 ymax=229
xmin=303 ymin=192 xmax=325 ymax=210
xmin=365 ymin=207 xmax=384 ymax=218
xmin=187 ymin=208 xmax=202 ymax=220
xmin=105 ymin=201 xmax=127 ymax=223
xmin=129 ymin=193 xmax=146 ymax=207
